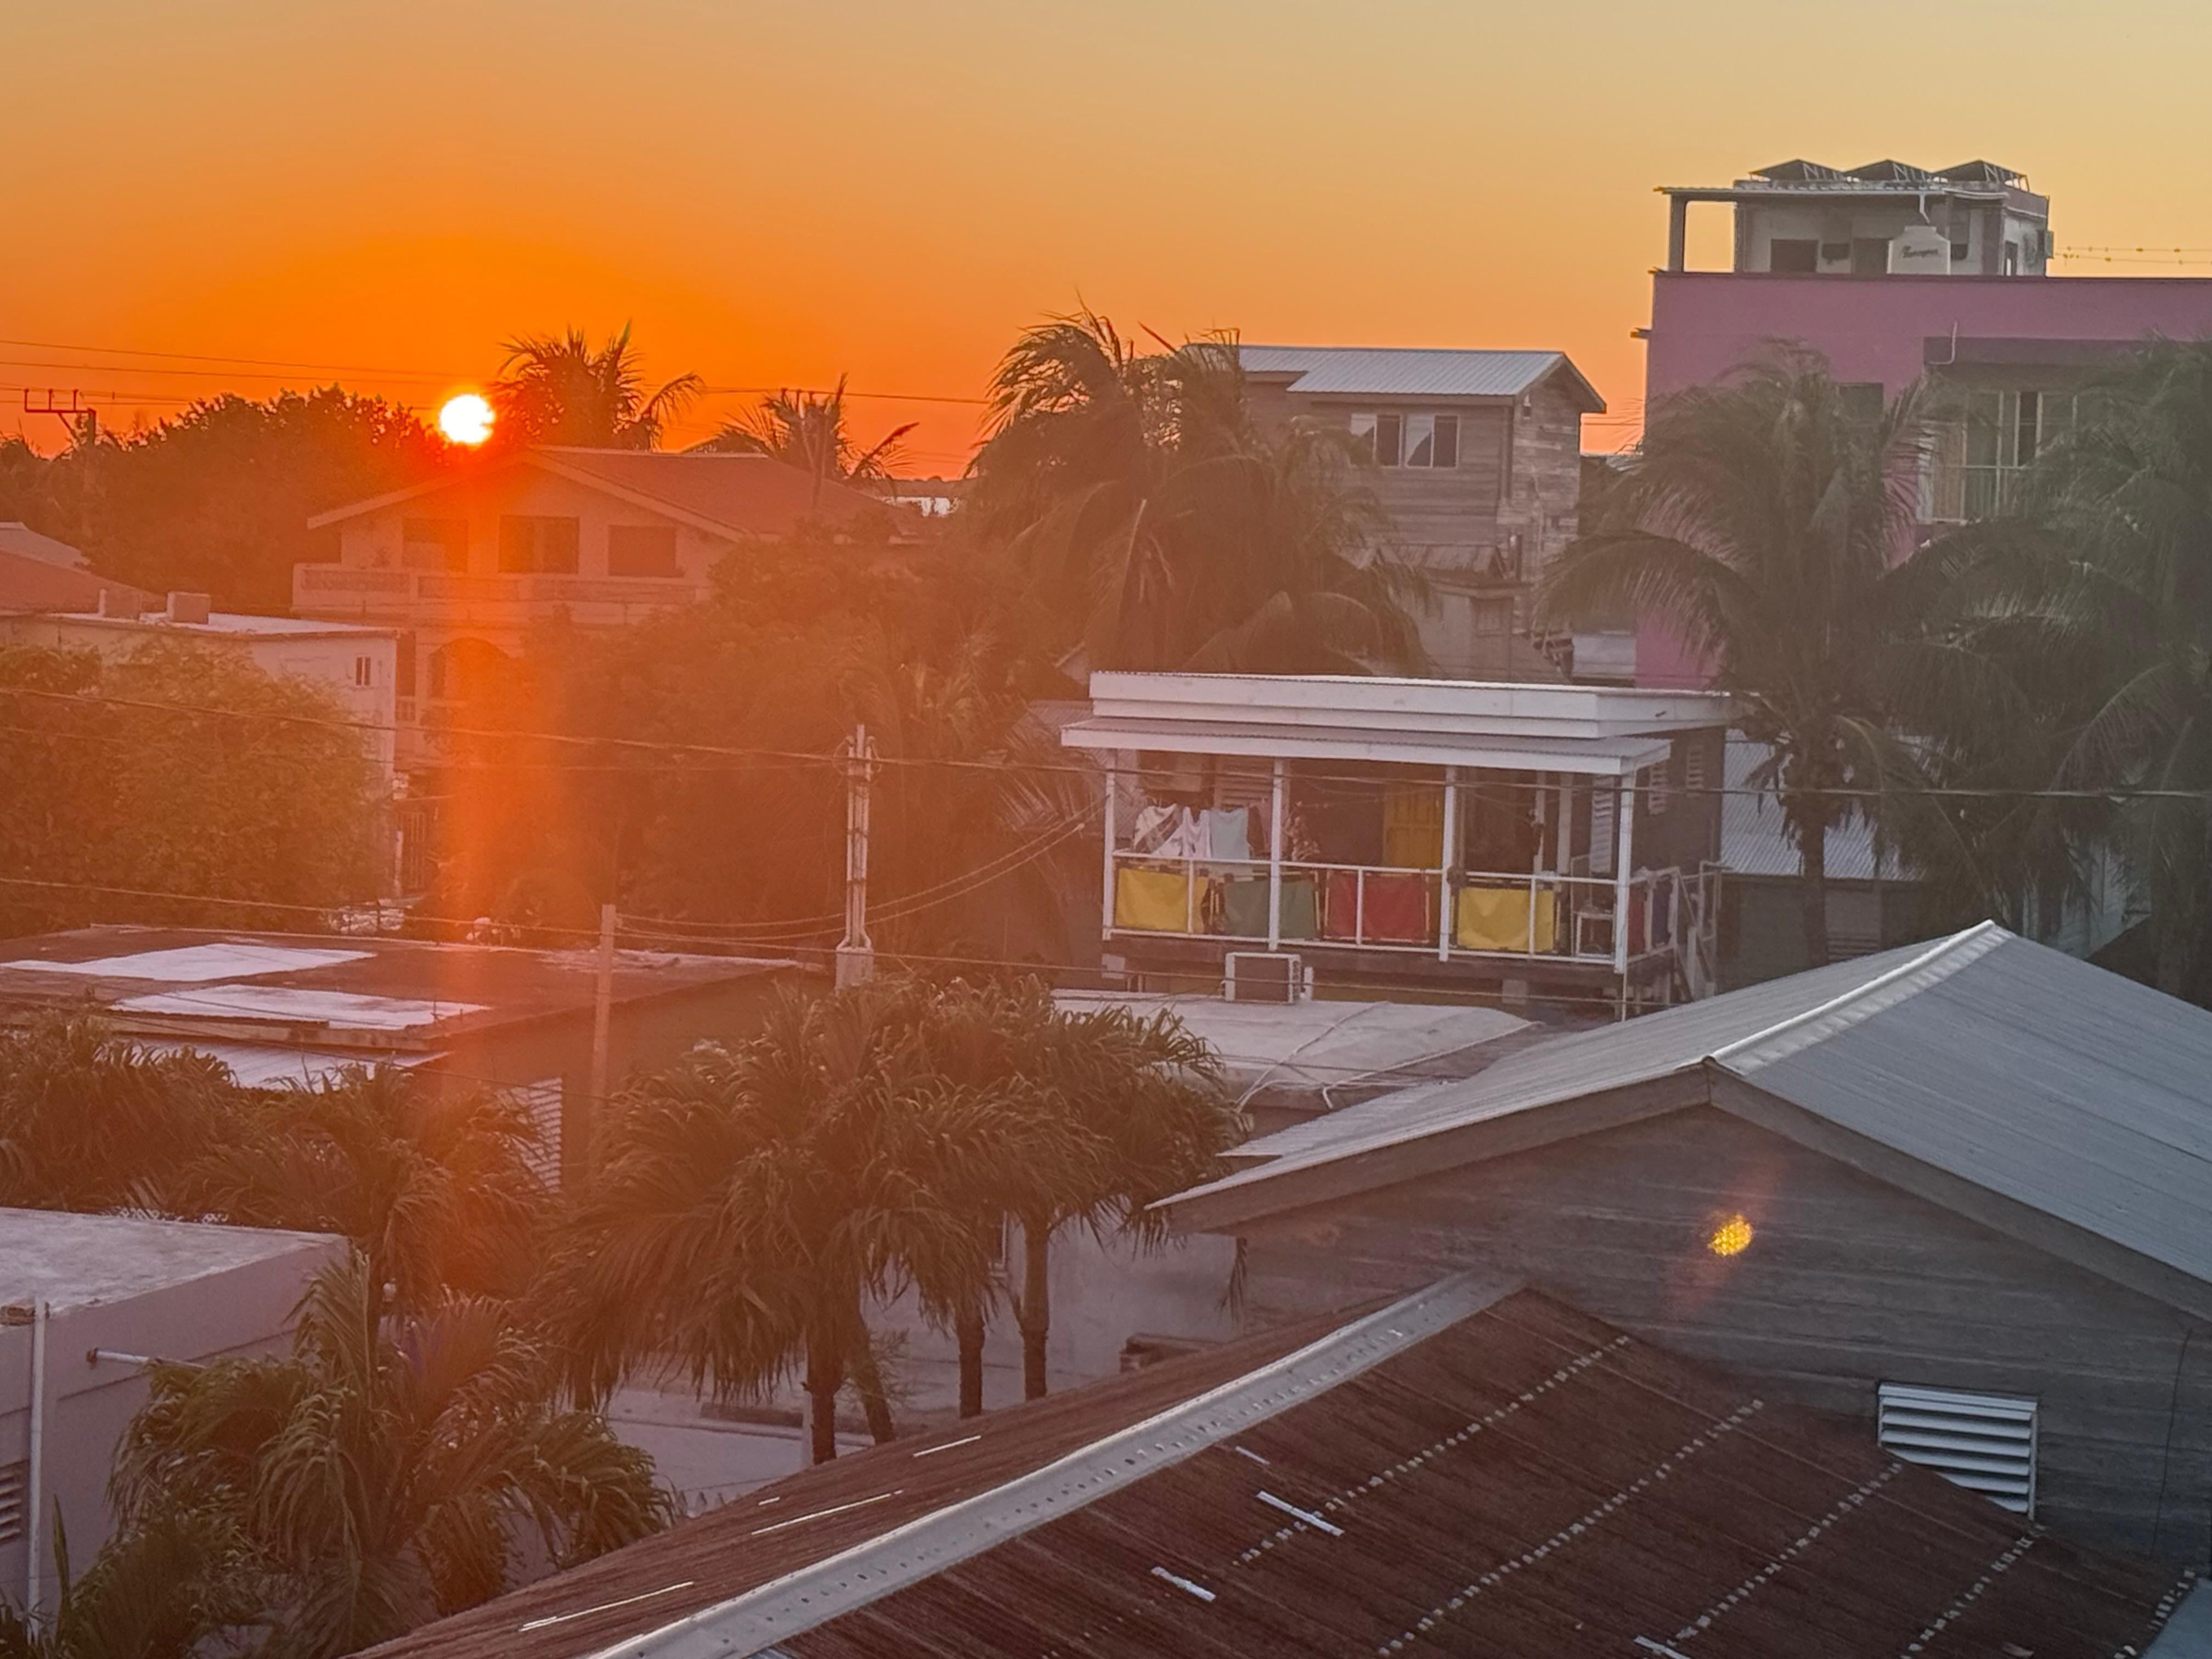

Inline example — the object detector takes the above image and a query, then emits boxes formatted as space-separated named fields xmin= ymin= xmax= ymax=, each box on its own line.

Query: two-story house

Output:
xmin=1237 ymin=345 xmax=1605 ymax=680
xmin=294 ymin=446 xmax=896 ymax=769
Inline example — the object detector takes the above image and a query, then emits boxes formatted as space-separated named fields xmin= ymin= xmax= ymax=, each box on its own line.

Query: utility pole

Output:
xmin=836 ymin=723 xmax=878 ymax=988
xmin=587 ymin=902 xmax=616 ymax=1175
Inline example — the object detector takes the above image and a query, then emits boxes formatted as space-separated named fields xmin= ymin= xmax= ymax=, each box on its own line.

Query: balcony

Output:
xmin=294 ymin=564 xmax=707 ymax=620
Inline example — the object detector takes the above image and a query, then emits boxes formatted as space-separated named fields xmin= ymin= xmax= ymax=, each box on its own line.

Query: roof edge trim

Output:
xmin=585 ymin=1272 xmax=1515 ymax=1659
xmin=1712 ymin=922 xmax=2005 ymax=1076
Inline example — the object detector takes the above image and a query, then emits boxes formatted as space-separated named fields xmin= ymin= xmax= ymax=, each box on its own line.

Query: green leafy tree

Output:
xmin=1537 ymin=345 xmax=1981 ymax=966
xmin=110 ymin=1258 xmax=668 ymax=1659
xmin=489 ymin=325 xmax=702 ymax=450
xmin=0 ymin=391 xmax=445 ymax=611
xmin=969 ymin=311 xmax=1425 ymax=673
xmin=0 ymin=642 xmax=383 ymax=936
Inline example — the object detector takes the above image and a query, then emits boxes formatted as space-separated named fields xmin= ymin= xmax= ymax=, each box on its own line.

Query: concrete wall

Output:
xmin=1238 ymin=1105 xmax=2212 ymax=1563
xmin=0 ymin=1228 xmax=346 ymax=1613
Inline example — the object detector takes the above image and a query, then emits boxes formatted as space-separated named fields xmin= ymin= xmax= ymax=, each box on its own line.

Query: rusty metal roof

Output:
xmin=359 ymin=1278 xmax=2192 ymax=1659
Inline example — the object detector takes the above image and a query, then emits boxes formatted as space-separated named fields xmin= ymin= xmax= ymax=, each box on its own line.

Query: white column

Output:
xmin=1267 ymin=758 xmax=1286 ymax=950
xmin=1437 ymin=766 xmax=1459 ymax=961
xmin=1612 ymin=772 xmax=1638 ymax=975
xmin=1100 ymin=755 xmax=1118 ymax=941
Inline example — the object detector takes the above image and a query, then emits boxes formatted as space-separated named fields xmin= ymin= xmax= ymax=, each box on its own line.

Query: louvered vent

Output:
xmin=0 ymin=1459 xmax=25 ymax=1547
xmin=1877 ymin=1383 xmax=2037 ymax=1515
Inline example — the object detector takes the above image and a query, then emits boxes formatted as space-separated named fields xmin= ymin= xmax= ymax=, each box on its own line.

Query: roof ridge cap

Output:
xmin=1714 ymin=922 xmax=2008 ymax=1077
xmin=581 ymin=1273 xmax=1514 ymax=1659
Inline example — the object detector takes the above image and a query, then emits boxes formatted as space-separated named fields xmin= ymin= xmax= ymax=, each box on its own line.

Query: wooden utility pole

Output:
xmin=587 ymin=902 xmax=617 ymax=1171
xmin=835 ymin=723 xmax=878 ymax=988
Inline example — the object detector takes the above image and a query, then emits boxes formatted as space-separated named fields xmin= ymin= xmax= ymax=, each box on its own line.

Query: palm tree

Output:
xmin=968 ymin=311 xmax=1425 ymax=674
xmin=0 ymin=1511 xmax=267 ymax=1659
xmin=0 ymin=1019 xmax=243 ymax=1214
xmin=489 ymin=325 xmax=702 ymax=450
xmin=1538 ymin=345 xmax=1978 ymax=966
xmin=109 ymin=1257 xmax=667 ymax=1659
xmin=1948 ymin=340 xmax=2212 ymax=999
xmin=182 ymin=1066 xmax=550 ymax=1315
xmin=543 ymin=985 xmax=1079 ymax=1463
xmin=694 ymin=376 xmax=916 ymax=504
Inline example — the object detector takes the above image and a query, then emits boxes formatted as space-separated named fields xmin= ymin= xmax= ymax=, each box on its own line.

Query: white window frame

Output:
xmin=1351 ymin=411 xmax=1459 ymax=470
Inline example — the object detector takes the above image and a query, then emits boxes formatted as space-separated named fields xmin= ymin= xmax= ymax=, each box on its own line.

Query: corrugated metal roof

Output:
xmin=1720 ymin=736 xmax=1909 ymax=881
xmin=1238 ymin=344 xmax=1598 ymax=404
xmin=1168 ymin=926 xmax=2212 ymax=1295
xmin=357 ymin=1280 xmax=2192 ymax=1659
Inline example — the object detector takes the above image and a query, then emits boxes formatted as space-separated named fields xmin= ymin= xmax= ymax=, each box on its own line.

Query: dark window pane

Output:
xmin=1433 ymin=415 xmax=1458 ymax=469
xmin=1375 ymin=414 xmax=1402 ymax=467
xmin=497 ymin=516 xmax=534 ymax=573
xmin=607 ymin=524 xmax=680 ymax=578
xmin=402 ymin=517 xmax=468 ymax=572
xmin=1769 ymin=239 xmax=1819 ymax=274
xmin=541 ymin=517 xmax=579 ymax=574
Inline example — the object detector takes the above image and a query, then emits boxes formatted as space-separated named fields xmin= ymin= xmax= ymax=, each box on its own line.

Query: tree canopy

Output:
xmin=488 ymin=325 xmax=702 ymax=451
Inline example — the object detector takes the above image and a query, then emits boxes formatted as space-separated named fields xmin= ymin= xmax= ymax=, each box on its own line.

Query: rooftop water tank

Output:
xmin=1890 ymin=221 xmax=1951 ymax=275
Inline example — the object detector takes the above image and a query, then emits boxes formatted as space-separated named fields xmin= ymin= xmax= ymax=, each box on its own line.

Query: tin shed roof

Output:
xmin=1165 ymin=926 xmax=2212 ymax=1313
xmin=1238 ymin=345 xmax=1605 ymax=410
xmin=357 ymin=1277 xmax=2191 ymax=1659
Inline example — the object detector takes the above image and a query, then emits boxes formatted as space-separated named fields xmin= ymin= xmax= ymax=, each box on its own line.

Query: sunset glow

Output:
xmin=437 ymin=393 xmax=494 ymax=446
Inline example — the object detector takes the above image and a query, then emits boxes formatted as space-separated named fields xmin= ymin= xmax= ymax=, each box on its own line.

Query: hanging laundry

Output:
xmin=1202 ymin=806 xmax=1252 ymax=861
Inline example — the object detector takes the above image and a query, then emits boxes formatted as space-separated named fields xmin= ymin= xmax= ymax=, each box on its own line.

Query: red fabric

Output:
xmin=1322 ymin=870 xmax=1430 ymax=943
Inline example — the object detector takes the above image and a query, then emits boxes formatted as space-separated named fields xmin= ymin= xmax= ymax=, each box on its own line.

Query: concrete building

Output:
xmin=1238 ymin=345 xmax=1604 ymax=679
xmin=1164 ymin=924 xmax=2212 ymax=1563
xmin=1 ymin=592 xmax=400 ymax=783
xmin=294 ymin=447 xmax=897 ymax=769
xmin=1636 ymin=156 xmax=2212 ymax=687
xmin=1 ymin=1209 xmax=346 ymax=1617
xmin=0 ymin=928 xmax=799 ymax=1184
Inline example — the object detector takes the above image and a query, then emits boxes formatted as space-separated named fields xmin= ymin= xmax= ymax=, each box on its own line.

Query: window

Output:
xmin=1877 ymin=1383 xmax=2037 ymax=1515
xmin=607 ymin=523 xmax=681 ymax=578
xmin=2002 ymin=240 xmax=2020 ymax=275
xmin=498 ymin=516 xmax=580 ymax=574
xmin=1925 ymin=390 xmax=2079 ymax=522
xmin=1351 ymin=411 xmax=1457 ymax=469
xmin=401 ymin=517 xmax=469 ymax=572
xmin=1769 ymin=238 xmax=1819 ymax=274
xmin=396 ymin=633 xmax=416 ymax=699
xmin=352 ymin=655 xmax=374 ymax=689
xmin=1471 ymin=596 xmax=1513 ymax=636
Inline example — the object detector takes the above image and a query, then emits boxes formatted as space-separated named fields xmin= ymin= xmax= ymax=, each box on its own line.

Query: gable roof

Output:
xmin=359 ymin=1276 xmax=2191 ymax=1659
xmin=1238 ymin=344 xmax=1606 ymax=411
xmin=0 ymin=547 xmax=160 ymax=617
xmin=1165 ymin=924 xmax=2212 ymax=1313
xmin=0 ymin=521 xmax=89 ymax=569
xmin=306 ymin=449 xmax=894 ymax=541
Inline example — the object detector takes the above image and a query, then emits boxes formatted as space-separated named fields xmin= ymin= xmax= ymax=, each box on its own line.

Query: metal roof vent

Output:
xmin=1877 ymin=1383 xmax=2037 ymax=1515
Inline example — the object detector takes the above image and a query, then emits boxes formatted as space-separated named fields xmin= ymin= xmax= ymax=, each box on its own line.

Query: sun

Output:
xmin=438 ymin=393 xmax=494 ymax=446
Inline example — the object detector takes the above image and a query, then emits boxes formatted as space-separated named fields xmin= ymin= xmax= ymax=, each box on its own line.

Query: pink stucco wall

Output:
xmin=1645 ymin=271 xmax=2212 ymax=403
xmin=1633 ymin=272 xmax=2212 ymax=686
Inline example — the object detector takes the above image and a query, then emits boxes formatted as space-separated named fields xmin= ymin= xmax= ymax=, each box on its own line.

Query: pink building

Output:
xmin=1627 ymin=157 xmax=2212 ymax=686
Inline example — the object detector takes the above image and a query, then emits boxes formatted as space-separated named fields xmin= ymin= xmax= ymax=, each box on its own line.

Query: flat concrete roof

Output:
xmin=0 ymin=1207 xmax=342 ymax=1314
xmin=0 ymin=927 xmax=797 ymax=1052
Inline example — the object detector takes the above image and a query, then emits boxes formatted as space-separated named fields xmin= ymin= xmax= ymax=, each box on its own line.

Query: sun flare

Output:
xmin=438 ymin=392 xmax=494 ymax=446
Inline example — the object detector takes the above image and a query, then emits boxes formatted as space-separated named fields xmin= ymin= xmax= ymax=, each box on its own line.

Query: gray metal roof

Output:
xmin=1166 ymin=924 xmax=2212 ymax=1294
xmin=1237 ymin=345 xmax=1602 ymax=408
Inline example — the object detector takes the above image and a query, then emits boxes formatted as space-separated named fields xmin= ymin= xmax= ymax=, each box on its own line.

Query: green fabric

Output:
xmin=1222 ymin=875 xmax=1317 ymax=940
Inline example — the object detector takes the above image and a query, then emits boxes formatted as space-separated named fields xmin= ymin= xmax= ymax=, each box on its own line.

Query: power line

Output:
xmin=2 ymin=681 xmax=2205 ymax=804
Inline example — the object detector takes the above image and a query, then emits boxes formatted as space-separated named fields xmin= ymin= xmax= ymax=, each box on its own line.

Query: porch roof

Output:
xmin=1062 ymin=715 xmax=1675 ymax=777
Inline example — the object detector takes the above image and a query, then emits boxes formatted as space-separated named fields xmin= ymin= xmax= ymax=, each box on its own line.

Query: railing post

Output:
xmin=1612 ymin=774 xmax=1637 ymax=977
xmin=1437 ymin=766 xmax=1458 ymax=962
xmin=1356 ymin=868 xmax=1367 ymax=947
xmin=1267 ymin=758 xmax=1285 ymax=951
xmin=1101 ymin=756 xmax=1118 ymax=942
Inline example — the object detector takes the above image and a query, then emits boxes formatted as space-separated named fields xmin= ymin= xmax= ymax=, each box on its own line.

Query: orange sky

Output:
xmin=7 ymin=0 xmax=2210 ymax=466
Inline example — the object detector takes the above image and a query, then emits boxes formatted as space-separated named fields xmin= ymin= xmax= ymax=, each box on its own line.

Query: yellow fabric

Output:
xmin=1456 ymin=884 xmax=1558 ymax=953
xmin=1383 ymin=783 xmax=1444 ymax=868
xmin=1115 ymin=866 xmax=1201 ymax=932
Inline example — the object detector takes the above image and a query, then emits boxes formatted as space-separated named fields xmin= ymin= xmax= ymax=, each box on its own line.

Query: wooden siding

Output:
xmin=1239 ymin=1105 xmax=2212 ymax=1564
